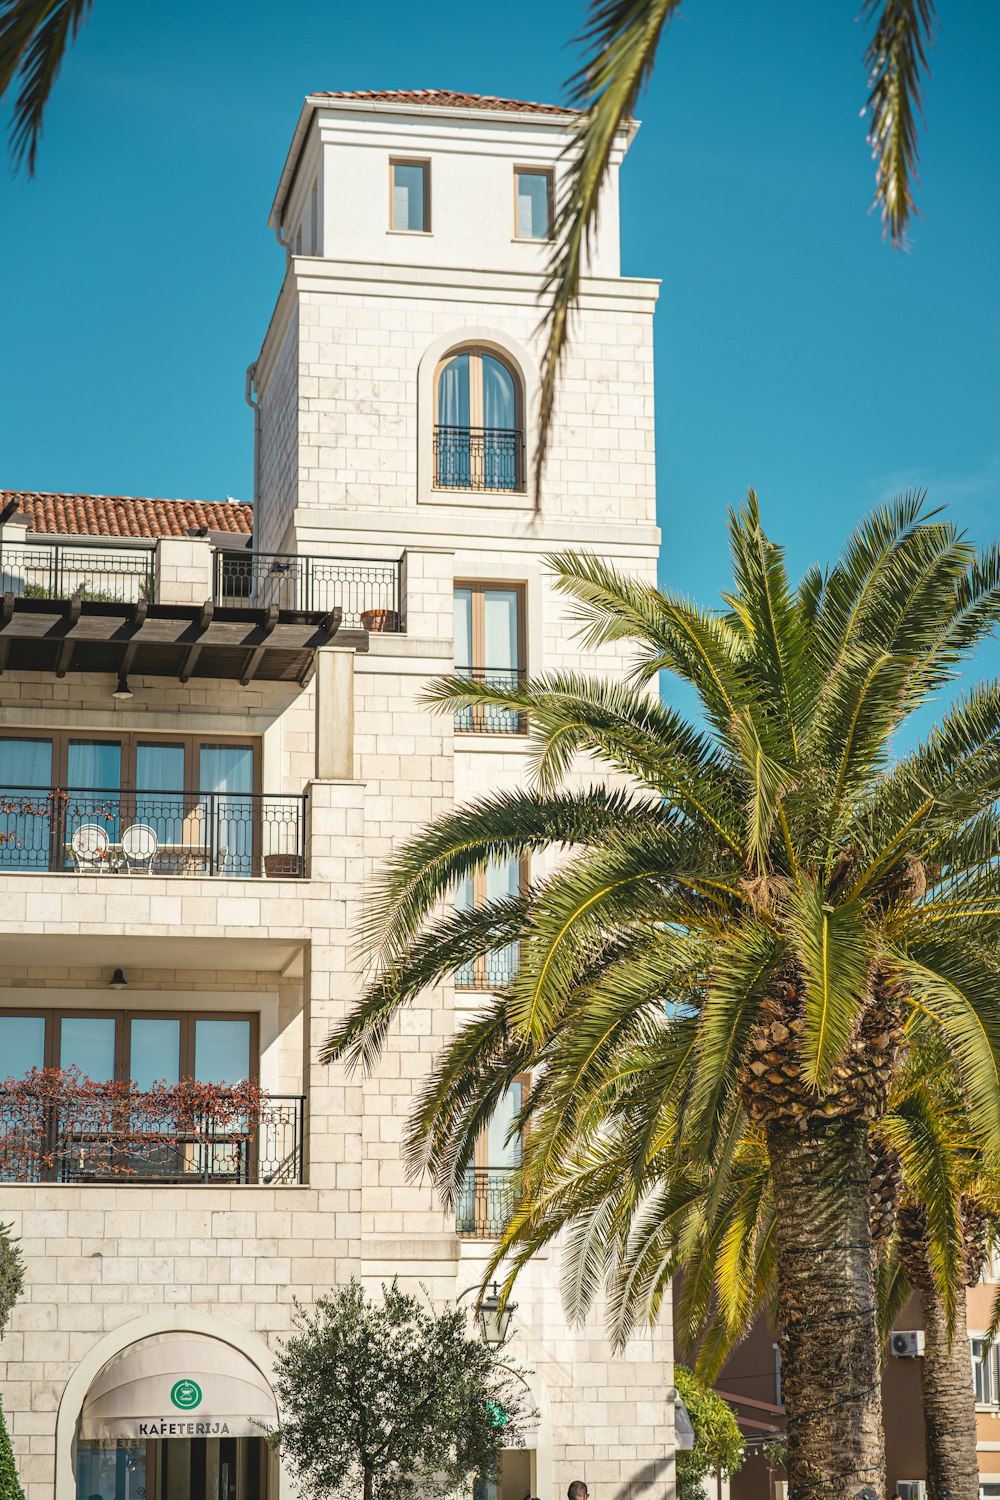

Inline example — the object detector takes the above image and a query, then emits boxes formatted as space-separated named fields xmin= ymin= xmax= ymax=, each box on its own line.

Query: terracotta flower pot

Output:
xmin=360 ymin=608 xmax=400 ymax=633
xmin=264 ymin=853 xmax=304 ymax=878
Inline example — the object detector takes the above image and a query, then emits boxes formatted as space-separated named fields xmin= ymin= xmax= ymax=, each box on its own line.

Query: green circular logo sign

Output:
xmin=170 ymin=1379 xmax=202 ymax=1411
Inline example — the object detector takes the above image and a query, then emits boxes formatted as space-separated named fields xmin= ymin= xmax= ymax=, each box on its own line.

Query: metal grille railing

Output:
xmin=433 ymin=425 xmax=524 ymax=493
xmin=453 ymin=667 xmax=526 ymax=735
xmin=455 ymin=1167 xmax=518 ymax=1237
xmin=0 ymin=539 xmax=155 ymax=603
xmin=0 ymin=1084 xmax=304 ymax=1185
xmin=455 ymin=946 xmax=520 ymax=992
xmin=0 ymin=787 xmax=307 ymax=878
xmin=214 ymin=551 xmax=402 ymax=630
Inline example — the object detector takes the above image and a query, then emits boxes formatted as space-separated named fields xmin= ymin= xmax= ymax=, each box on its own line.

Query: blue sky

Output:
xmin=1 ymin=0 xmax=998 ymax=682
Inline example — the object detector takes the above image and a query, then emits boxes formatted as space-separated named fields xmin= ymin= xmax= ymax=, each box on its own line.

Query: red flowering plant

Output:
xmin=0 ymin=1067 xmax=269 ymax=1182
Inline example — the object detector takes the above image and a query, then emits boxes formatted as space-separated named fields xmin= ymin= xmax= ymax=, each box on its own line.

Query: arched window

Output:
xmin=433 ymin=347 xmax=524 ymax=493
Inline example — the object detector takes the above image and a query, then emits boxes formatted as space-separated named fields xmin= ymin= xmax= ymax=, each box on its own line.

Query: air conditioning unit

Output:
xmin=896 ymin=1482 xmax=927 ymax=1500
xmin=890 ymin=1329 xmax=926 ymax=1358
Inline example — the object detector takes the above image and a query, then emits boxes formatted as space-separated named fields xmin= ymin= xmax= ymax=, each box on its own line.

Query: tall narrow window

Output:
xmin=514 ymin=168 xmax=553 ymax=240
xmin=390 ymin=159 xmax=430 ymax=232
xmin=454 ymin=584 xmax=525 ymax=733
xmin=434 ymin=348 xmax=524 ymax=492
xmin=454 ymin=853 xmax=524 ymax=990
xmin=456 ymin=1080 xmax=526 ymax=1237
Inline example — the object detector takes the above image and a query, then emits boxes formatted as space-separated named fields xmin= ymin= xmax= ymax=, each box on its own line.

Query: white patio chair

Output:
xmin=120 ymin=823 xmax=158 ymax=874
xmin=70 ymin=824 xmax=110 ymax=873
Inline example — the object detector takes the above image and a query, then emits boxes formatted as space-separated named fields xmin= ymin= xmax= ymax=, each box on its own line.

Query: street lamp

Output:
xmin=475 ymin=1283 xmax=517 ymax=1346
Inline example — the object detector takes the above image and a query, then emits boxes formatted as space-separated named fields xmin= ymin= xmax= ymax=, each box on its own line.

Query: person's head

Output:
xmin=568 ymin=1484 xmax=589 ymax=1500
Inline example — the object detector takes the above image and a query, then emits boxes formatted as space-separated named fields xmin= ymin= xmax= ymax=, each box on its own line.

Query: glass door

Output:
xmin=135 ymin=742 xmax=186 ymax=858
xmin=194 ymin=1018 xmax=253 ymax=1180
xmin=0 ymin=738 xmax=53 ymax=869
xmin=199 ymin=746 xmax=254 ymax=876
xmin=65 ymin=740 xmax=123 ymax=864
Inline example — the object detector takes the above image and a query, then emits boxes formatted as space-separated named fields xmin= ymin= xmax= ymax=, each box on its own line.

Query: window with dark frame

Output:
xmin=0 ymin=1008 xmax=257 ymax=1085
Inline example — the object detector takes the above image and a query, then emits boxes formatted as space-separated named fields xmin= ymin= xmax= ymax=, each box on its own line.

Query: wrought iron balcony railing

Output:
xmin=0 ymin=538 xmax=155 ymax=603
xmin=433 ymin=425 xmax=524 ymax=493
xmin=455 ymin=946 xmax=520 ymax=992
xmin=0 ymin=1076 xmax=304 ymax=1185
xmin=453 ymin=667 xmax=526 ymax=735
xmin=455 ymin=1167 xmax=518 ymax=1238
xmin=214 ymin=550 xmax=402 ymax=630
xmin=0 ymin=787 xmax=307 ymax=878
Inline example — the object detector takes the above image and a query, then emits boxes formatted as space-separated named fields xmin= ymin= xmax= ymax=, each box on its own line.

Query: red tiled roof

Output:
xmin=310 ymin=89 xmax=576 ymax=117
xmin=1 ymin=491 xmax=253 ymax=540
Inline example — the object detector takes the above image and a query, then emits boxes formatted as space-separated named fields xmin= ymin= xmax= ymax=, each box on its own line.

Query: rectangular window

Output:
xmin=514 ymin=168 xmax=553 ymax=240
xmin=390 ymin=159 xmax=430 ymax=233
xmin=0 ymin=1008 xmax=257 ymax=1085
xmin=454 ymin=855 xmax=524 ymax=991
xmin=0 ymin=732 xmax=259 ymax=873
xmin=456 ymin=1079 xmax=527 ymax=1238
xmin=972 ymin=1338 xmax=999 ymax=1404
xmin=453 ymin=583 xmax=525 ymax=734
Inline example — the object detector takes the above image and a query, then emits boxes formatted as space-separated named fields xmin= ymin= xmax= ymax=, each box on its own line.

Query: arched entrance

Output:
xmin=75 ymin=1332 xmax=277 ymax=1500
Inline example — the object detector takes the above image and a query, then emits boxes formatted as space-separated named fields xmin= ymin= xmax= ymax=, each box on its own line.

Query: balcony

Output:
xmin=455 ymin=948 xmax=519 ymax=992
xmin=0 ymin=537 xmax=155 ymax=603
xmin=0 ymin=1074 xmax=304 ymax=1185
xmin=454 ymin=667 xmax=526 ymax=735
xmin=0 ymin=787 xmax=307 ymax=878
xmin=214 ymin=551 xmax=403 ymax=631
xmin=455 ymin=1167 xmax=517 ymax=1238
xmin=433 ymin=425 xmax=524 ymax=493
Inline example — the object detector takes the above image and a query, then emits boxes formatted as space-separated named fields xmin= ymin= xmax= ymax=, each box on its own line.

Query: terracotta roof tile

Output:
xmin=310 ymin=89 xmax=576 ymax=117
xmin=0 ymin=491 xmax=253 ymax=541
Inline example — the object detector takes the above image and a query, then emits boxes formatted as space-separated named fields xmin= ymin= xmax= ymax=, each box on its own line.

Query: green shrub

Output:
xmin=0 ymin=1397 xmax=24 ymax=1500
xmin=675 ymin=1365 xmax=744 ymax=1500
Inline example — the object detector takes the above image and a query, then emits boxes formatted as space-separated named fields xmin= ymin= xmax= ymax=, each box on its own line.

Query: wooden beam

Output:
xmin=178 ymin=599 xmax=215 ymax=681
xmin=1 ymin=593 xmax=14 ymax=627
xmin=55 ymin=637 xmax=75 ymax=677
xmin=0 ymin=636 xmax=9 ymax=674
xmin=315 ymin=607 xmax=343 ymax=646
xmin=238 ymin=605 xmax=279 ymax=686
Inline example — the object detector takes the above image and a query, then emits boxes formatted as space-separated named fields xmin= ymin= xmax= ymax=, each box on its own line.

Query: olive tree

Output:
xmin=272 ymin=1280 xmax=533 ymax=1500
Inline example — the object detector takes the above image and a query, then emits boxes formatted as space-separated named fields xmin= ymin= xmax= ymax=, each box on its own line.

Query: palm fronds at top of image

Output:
xmin=0 ymin=0 xmax=93 ymax=173
xmin=536 ymin=1 xmax=938 ymax=484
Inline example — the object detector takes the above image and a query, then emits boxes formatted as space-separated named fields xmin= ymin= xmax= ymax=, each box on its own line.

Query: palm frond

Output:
xmin=535 ymin=0 xmax=683 ymax=490
xmin=0 ymin=0 xmax=93 ymax=173
xmin=861 ymin=0 xmax=937 ymax=247
xmin=783 ymin=880 xmax=873 ymax=1090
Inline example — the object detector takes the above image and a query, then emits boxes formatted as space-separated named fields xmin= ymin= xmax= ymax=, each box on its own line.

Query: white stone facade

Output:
xmin=0 ymin=93 xmax=671 ymax=1500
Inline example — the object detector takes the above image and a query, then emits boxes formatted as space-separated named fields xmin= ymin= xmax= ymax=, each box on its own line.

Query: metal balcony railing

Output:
xmin=0 ymin=538 xmax=155 ymax=603
xmin=453 ymin=667 xmax=526 ymax=735
xmin=214 ymin=550 xmax=402 ymax=630
xmin=455 ymin=946 xmax=520 ymax=992
xmin=0 ymin=1078 xmax=304 ymax=1185
xmin=455 ymin=1167 xmax=518 ymax=1238
xmin=0 ymin=787 xmax=307 ymax=878
xmin=433 ymin=425 xmax=524 ymax=493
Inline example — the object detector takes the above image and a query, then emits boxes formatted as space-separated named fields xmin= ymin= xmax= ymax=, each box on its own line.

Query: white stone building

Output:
xmin=0 ymin=89 xmax=669 ymax=1500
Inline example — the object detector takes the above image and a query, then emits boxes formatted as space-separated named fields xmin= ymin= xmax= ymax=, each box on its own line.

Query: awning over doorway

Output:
xmin=78 ymin=1332 xmax=278 ymax=1441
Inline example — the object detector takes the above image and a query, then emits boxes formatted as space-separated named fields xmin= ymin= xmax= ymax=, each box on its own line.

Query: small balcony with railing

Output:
xmin=455 ymin=1167 xmax=518 ymax=1238
xmin=0 ymin=1071 xmax=304 ymax=1186
xmin=453 ymin=667 xmax=526 ymax=735
xmin=433 ymin=425 xmax=524 ymax=493
xmin=0 ymin=788 xmax=307 ymax=878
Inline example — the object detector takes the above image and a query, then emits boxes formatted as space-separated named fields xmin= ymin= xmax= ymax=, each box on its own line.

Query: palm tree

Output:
xmin=326 ymin=494 xmax=1000 ymax=1498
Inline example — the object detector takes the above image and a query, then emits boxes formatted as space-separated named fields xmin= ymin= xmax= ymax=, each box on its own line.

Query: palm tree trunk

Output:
xmin=767 ymin=1120 xmax=883 ymax=1499
xmin=922 ymin=1280 xmax=978 ymax=1500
